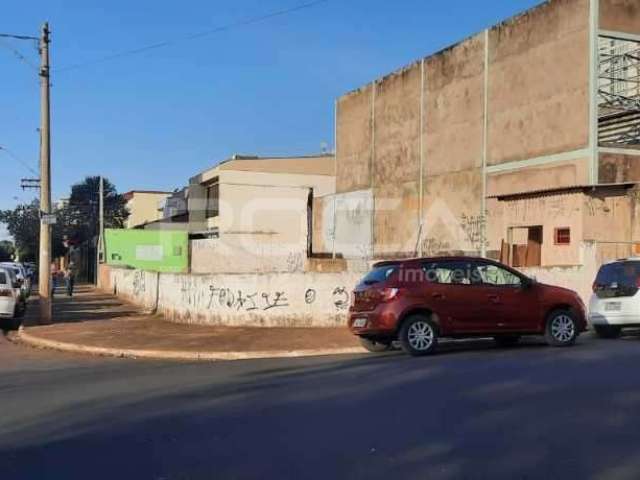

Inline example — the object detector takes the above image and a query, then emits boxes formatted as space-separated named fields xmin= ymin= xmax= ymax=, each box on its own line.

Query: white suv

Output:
xmin=590 ymin=258 xmax=640 ymax=338
xmin=0 ymin=266 xmax=22 ymax=329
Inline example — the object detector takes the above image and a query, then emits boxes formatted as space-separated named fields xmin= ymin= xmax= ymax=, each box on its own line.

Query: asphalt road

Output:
xmin=3 ymin=332 xmax=640 ymax=480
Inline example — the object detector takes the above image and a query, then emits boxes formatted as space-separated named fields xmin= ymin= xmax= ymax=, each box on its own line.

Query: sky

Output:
xmin=0 ymin=0 xmax=543 ymax=241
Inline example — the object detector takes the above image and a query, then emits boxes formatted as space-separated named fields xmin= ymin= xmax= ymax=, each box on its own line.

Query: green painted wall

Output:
xmin=104 ymin=229 xmax=188 ymax=273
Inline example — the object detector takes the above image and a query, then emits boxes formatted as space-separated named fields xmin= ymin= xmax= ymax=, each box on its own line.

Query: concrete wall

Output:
xmin=487 ymin=0 xmax=590 ymax=166
xmin=487 ymin=158 xmax=590 ymax=197
xmin=521 ymin=242 xmax=599 ymax=305
xmin=599 ymin=152 xmax=640 ymax=183
xmin=190 ymin=235 xmax=307 ymax=274
xmin=600 ymin=0 xmax=640 ymax=34
xmin=498 ymin=192 xmax=585 ymax=266
xmin=331 ymin=0 xmax=592 ymax=259
xmin=311 ymin=190 xmax=374 ymax=259
xmin=336 ymin=85 xmax=373 ymax=194
xmin=102 ymin=265 xmax=362 ymax=328
xmin=209 ymin=182 xmax=311 ymax=239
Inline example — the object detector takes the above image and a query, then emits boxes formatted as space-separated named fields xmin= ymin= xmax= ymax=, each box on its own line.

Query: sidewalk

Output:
xmin=13 ymin=286 xmax=365 ymax=361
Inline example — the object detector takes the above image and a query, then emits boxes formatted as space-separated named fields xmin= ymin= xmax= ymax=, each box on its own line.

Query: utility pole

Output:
xmin=38 ymin=22 xmax=52 ymax=324
xmin=97 ymin=176 xmax=104 ymax=285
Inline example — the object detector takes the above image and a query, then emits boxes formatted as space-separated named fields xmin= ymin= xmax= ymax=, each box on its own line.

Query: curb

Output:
xmin=13 ymin=328 xmax=366 ymax=362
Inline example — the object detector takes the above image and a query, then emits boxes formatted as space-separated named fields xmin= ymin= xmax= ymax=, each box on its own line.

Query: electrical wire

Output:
xmin=0 ymin=146 xmax=39 ymax=176
xmin=0 ymin=39 xmax=38 ymax=71
xmin=56 ymin=0 xmax=329 ymax=73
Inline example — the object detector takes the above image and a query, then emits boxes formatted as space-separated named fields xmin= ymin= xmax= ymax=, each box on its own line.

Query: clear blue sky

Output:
xmin=0 ymin=0 xmax=543 ymax=239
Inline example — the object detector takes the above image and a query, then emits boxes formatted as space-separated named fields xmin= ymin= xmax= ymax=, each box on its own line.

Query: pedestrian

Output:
xmin=64 ymin=262 xmax=76 ymax=297
xmin=51 ymin=263 xmax=58 ymax=296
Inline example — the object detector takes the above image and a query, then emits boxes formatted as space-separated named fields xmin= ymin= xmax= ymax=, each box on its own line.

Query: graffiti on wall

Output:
xmin=133 ymin=271 xmax=146 ymax=296
xmin=460 ymin=214 xmax=488 ymax=253
xmin=199 ymin=284 xmax=350 ymax=312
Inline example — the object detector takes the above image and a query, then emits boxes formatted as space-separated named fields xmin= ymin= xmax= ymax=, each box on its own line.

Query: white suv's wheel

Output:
xmin=545 ymin=310 xmax=578 ymax=347
xmin=399 ymin=315 xmax=438 ymax=357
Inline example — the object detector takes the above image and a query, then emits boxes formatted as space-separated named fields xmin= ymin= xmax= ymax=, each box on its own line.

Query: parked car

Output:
xmin=348 ymin=257 xmax=587 ymax=357
xmin=589 ymin=258 xmax=640 ymax=338
xmin=0 ymin=266 xmax=25 ymax=329
xmin=0 ymin=262 xmax=31 ymax=298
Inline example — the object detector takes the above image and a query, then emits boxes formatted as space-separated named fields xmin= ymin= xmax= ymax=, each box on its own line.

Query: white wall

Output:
xmin=106 ymin=266 xmax=362 ymax=328
xmin=520 ymin=241 xmax=599 ymax=304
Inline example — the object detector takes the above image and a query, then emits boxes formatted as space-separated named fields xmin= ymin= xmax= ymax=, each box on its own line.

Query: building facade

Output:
xmin=124 ymin=190 xmax=172 ymax=229
xmin=187 ymin=154 xmax=336 ymax=273
xmin=313 ymin=0 xmax=640 ymax=274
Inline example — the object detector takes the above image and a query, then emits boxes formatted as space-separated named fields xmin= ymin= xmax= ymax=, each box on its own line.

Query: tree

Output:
xmin=0 ymin=200 xmax=41 ymax=261
xmin=63 ymin=176 xmax=129 ymax=245
xmin=0 ymin=240 xmax=15 ymax=262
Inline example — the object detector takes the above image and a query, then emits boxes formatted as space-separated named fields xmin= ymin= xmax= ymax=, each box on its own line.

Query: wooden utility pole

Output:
xmin=97 ymin=176 xmax=104 ymax=285
xmin=38 ymin=22 xmax=52 ymax=324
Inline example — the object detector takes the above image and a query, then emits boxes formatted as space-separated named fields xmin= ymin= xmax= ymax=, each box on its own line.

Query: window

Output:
xmin=0 ymin=272 xmax=6 ymax=285
xmin=476 ymin=263 xmax=522 ymax=287
xmin=205 ymin=181 xmax=219 ymax=218
xmin=423 ymin=261 xmax=481 ymax=286
xmin=555 ymin=228 xmax=571 ymax=245
xmin=359 ymin=265 xmax=397 ymax=286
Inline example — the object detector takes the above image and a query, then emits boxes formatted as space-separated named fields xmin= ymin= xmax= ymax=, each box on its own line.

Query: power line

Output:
xmin=0 ymin=145 xmax=39 ymax=176
xmin=56 ymin=0 xmax=329 ymax=73
xmin=0 ymin=38 xmax=38 ymax=70
xmin=0 ymin=33 xmax=38 ymax=41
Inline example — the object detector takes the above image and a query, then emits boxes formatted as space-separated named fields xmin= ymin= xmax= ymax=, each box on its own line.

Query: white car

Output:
xmin=0 ymin=267 xmax=23 ymax=329
xmin=0 ymin=262 xmax=30 ymax=298
xmin=589 ymin=258 xmax=640 ymax=338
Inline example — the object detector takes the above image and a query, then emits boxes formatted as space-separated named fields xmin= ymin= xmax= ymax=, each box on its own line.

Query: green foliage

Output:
xmin=0 ymin=200 xmax=41 ymax=261
xmin=0 ymin=176 xmax=128 ymax=263
xmin=0 ymin=240 xmax=15 ymax=262
xmin=63 ymin=176 xmax=129 ymax=245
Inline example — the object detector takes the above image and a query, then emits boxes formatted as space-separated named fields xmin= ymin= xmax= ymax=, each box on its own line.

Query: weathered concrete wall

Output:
xmin=311 ymin=190 xmax=373 ymax=258
xmin=600 ymin=0 xmax=640 ymax=34
xmin=501 ymin=192 xmax=585 ymax=266
xmin=374 ymin=181 xmax=420 ymax=256
xmin=373 ymin=64 xmax=422 ymax=186
xmin=110 ymin=268 xmax=160 ymax=310
xmin=583 ymin=189 xmax=633 ymax=245
xmin=331 ymin=0 xmax=592 ymax=258
xmin=599 ymin=153 xmax=640 ymax=183
xmin=422 ymin=169 xmax=484 ymax=255
xmin=487 ymin=0 xmax=590 ymax=165
xmin=520 ymin=241 xmax=599 ymax=305
xmin=104 ymin=265 xmax=362 ymax=328
xmin=336 ymin=85 xmax=373 ymax=194
xmin=487 ymin=158 xmax=590 ymax=197
xmin=190 ymin=236 xmax=307 ymax=274
xmin=424 ymin=34 xmax=485 ymax=176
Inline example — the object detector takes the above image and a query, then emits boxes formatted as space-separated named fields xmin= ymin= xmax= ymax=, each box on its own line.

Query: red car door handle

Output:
xmin=432 ymin=293 xmax=445 ymax=300
xmin=487 ymin=294 xmax=500 ymax=303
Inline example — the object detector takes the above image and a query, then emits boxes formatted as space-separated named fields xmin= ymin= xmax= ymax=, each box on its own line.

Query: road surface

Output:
xmin=2 ymin=333 xmax=640 ymax=479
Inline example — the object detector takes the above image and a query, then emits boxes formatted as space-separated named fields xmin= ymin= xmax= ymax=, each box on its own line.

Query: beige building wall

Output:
xmin=190 ymin=156 xmax=335 ymax=274
xmin=600 ymin=0 xmax=640 ymax=34
xmin=331 ymin=0 xmax=594 ymax=259
xmin=125 ymin=192 xmax=170 ymax=229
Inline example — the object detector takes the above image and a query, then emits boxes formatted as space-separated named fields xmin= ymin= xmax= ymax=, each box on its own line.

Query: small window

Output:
xmin=205 ymin=181 xmax=219 ymax=219
xmin=555 ymin=228 xmax=571 ymax=245
xmin=0 ymin=272 xmax=6 ymax=285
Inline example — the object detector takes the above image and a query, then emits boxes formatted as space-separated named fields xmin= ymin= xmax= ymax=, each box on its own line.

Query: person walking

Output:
xmin=64 ymin=262 xmax=76 ymax=297
xmin=51 ymin=263 xmax=59 ymax=296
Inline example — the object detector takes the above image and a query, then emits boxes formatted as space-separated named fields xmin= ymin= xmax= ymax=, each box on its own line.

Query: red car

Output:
xmin=349 ymin=257 xmax=587 ymax=356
